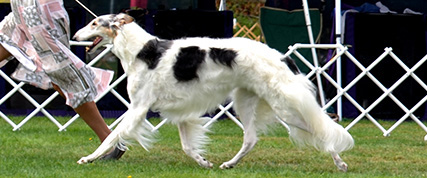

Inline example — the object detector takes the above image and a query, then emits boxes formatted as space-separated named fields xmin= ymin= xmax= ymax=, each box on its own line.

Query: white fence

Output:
xmin=287 ymin=43 xmax=427 ymax=141
xmin=2 ymin=41 xmax=427 ymax=140
xmin=0 ymin=41 xmax=244 ymax=133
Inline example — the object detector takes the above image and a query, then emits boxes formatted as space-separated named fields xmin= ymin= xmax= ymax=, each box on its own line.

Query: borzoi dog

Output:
xmin=73 ymin=13 xmax=354 ymax=171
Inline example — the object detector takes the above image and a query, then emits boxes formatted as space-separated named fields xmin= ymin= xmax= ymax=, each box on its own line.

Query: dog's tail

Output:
xmin=280 ymin=75 xmax=354 ymax=154
xmin=282 ymin=56 xmax=301 ymax=75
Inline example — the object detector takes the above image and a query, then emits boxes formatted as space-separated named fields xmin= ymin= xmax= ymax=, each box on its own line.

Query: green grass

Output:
xmin=1 ymin=116 xmax=427 ymax=177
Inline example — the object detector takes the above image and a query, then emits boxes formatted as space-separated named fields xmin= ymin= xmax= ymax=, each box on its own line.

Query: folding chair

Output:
xmin=259 ymin=6 xmax=321 ymax=74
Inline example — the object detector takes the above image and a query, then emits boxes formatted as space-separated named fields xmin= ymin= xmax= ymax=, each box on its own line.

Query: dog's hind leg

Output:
xmin=220 ymin=89 xmax=260 ymax=169
xmin=261 ymin=76 xmax=353 ymax=171
xmin=178 ymin=118 xmax=213 ymax=168
xmin=331 ymin=152 xmax=348 ymax=172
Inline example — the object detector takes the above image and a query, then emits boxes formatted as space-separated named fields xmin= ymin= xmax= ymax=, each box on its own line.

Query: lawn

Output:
xmin=1 ymin=116 xmax=427 ymax=177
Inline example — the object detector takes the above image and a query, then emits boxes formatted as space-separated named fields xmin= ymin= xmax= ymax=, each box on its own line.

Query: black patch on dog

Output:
xmin=209 ymin=48 xmax=237 ymax=68
xmin=98 ymin=19 xmax=109 ymax=27
xmin=137 ymin=39 xmax=172 ymax=69
xmin=283 ymin=57 xmax=301 ymax=74
xmin=173 ymin=46 xmax=206 ymax=81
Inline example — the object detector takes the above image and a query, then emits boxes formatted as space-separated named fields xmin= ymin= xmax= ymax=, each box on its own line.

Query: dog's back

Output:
xmin=137 ymin=37 xmax=301 ymax=120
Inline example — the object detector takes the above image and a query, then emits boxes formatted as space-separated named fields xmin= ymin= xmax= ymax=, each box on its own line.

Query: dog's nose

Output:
xmin=72 ymin=34 xmax=79 ymax=41
xmin=72 ymin=31 xmax=82 ymax=41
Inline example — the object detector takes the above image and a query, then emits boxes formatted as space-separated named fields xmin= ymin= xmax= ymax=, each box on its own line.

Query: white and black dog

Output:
xmin=73 ymin=13 xmax=354 ymax=171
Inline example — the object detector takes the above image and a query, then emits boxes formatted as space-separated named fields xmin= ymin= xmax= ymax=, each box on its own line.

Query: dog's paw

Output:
xmin=198 ymin=159 xmax=213 ymax=169
xmin=77 ymin=157 xmax=92 ymax=164
xmin=219 ymin=162 xmax=235 ymax=169
xmin=336 ymin=162 xmax=348 ymax=172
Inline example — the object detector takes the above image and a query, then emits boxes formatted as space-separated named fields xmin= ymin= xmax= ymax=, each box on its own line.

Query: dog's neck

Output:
xmin=112 ymin=22 xmax=156 ymax=73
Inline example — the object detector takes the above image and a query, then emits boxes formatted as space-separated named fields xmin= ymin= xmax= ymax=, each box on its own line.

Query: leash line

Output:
xmin=74 ymin=0 xmax=98 ymax=18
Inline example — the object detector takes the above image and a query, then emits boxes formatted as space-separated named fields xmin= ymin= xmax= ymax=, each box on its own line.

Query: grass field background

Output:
xmin=1 ymin=116 xmax=427 ymax=177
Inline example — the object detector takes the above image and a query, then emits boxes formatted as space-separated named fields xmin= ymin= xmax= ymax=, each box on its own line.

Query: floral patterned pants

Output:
xmin=0 ymin=0 xmax=113 ymax=108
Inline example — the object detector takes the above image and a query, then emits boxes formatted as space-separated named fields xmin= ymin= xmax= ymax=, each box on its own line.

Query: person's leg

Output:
xmin=52 ymin=83 xmax=110 ymax=141
xmin=52 ymin=83 xmax=125 ymax=160
xmin=74 ymin=101 xmax=125 ymax=160
xmin=74 ymin=101 xmax=111 ymax=141
xmin=2 ymin=43 xmax=114 ymax=144
xmin=0 ymin=44 xmax=11 ymax=61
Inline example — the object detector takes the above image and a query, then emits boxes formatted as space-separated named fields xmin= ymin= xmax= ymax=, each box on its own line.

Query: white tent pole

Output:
xmin=335 ymin=0 xmax=343 ymax=121
xmin=110 ymin=0 xmax=114 ymax=14
xmin=301 ymin=0 xmax=325 ymax=106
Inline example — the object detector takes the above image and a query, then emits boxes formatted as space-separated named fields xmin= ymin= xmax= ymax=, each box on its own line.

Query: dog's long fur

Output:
xmin=73 ymin=13 xmax=354 ymax=171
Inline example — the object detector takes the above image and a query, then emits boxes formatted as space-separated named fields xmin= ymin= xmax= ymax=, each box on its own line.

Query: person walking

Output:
xmin=0 ymin=0 xmax=125 ymax=160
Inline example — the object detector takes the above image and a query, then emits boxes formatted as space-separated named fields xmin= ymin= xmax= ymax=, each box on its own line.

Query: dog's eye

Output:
xmin=92 ymin=21 xmax=98 ymax=27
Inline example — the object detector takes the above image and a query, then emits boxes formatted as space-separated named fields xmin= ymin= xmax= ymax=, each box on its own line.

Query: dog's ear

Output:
xmin=117 ymin=13 xmax=134 ymax=25
xmin=111 ymin=13 xmax=134 ymax=30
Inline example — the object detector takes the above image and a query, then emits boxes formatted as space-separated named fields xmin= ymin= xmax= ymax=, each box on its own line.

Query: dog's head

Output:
xmin=73 ymin=13 xmax=134 ymax=53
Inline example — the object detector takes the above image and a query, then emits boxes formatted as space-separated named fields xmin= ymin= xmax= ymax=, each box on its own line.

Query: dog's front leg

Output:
xmin=77 ymin=129 xmax=121 ymax=164
xmin=77 ymin=106 xmax=151 ymax=164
